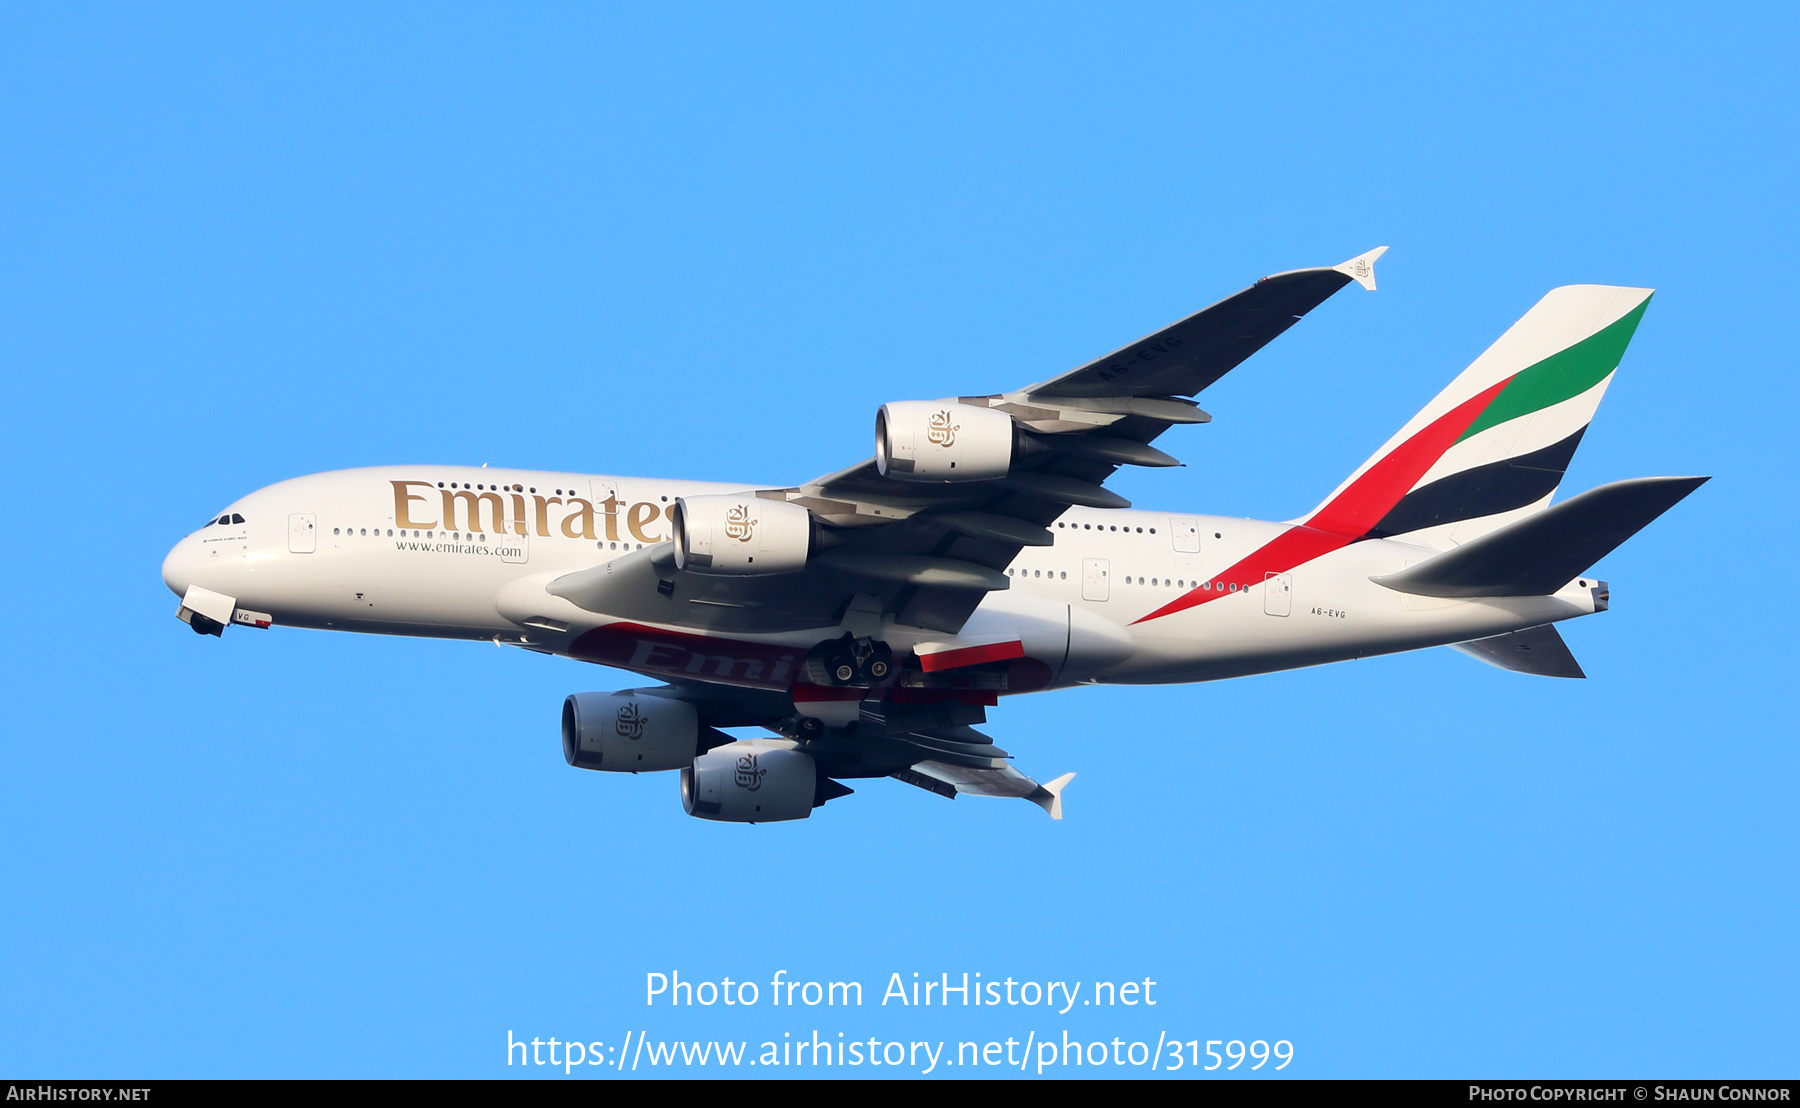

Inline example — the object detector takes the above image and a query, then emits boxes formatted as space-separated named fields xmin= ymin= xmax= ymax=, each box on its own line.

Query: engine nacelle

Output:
xmin=876 ymin=401 xmax=1014 ymax=482
xmin=672 ymin=494 xmax=813 ymax=575
xmin=681 ymin=740 xmax=817 ymax=823
xmin=562 ymin=691 xmax=701 ymax=772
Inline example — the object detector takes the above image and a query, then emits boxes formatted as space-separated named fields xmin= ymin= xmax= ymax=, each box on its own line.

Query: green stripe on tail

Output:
xmin=1455 ymin=296 xmax=1651 ymax=444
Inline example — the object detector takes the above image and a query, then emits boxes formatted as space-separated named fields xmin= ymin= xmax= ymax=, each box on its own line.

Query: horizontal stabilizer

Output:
xmin=1372 ymin=476 xmax=1708 ymax=598
xmin=1451 ymin=624 xmax=1585 ymax=679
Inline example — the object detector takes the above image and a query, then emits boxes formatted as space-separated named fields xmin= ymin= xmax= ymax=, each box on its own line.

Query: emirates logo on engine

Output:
xmin=614 ymin=701 xmax=646 ymax=740
xmin=734 ymin=753 xmax=766 ymax=791
xmin=926 ymin=409 xmax=959 ymax=448
xmin=724 ymin=503 xmax=755 ymax=543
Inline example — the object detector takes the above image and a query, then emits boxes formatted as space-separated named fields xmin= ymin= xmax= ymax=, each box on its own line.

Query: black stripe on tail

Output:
xmin=1364 ymin=427 xmax=1588 ymax=539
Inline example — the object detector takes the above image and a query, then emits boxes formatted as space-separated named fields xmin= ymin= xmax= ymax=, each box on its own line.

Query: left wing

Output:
xmin=1024 ymin=246 xmax=1386 ymax=399
xmin=777 ymin=247 xmax=1386 ymax=632
xmin=551 ymin=248 xmax=1384 ymax=635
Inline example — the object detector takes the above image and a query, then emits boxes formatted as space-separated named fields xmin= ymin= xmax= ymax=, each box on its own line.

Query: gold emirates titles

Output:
xmin=390 ymin=480 xmax=672 ymax=544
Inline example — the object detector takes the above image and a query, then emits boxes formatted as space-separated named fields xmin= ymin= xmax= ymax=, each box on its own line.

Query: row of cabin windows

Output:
xmin=1058 ymin=522 xmax=1154 ymax=534
xmin=328 ymin=527 xmax=648 ymax=552
xmin=334 ymin=528 xmax=499 ymax=540
xmin=1006 ymin=565 xmax=1243 ymax=593
xmin=1122 ymin=576 xmax=1240 ymax=592
xmin=1051 ymin=522 xmax=1233 ymax=542
xmin=430 ymin=481 xmax=670 ymax=506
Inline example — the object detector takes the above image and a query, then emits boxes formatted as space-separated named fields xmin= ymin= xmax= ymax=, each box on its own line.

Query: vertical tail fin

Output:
xmin=1302 ymin=285 xmax=1653 ymax=546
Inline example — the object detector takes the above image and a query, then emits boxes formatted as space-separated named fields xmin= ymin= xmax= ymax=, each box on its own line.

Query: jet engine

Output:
xmin=562 ymin=691 xmax=702 ymax=772
xmin=672 ymin=494 xmax=813 ymax=575
xmin=681 ymin=741 xmax=817 ymax=823
xmin=876 ymin=401 xmax=1015 ymax=482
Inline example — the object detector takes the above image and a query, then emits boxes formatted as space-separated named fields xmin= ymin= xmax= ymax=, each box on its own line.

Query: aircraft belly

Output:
xmin=1111 ymin=589 xmax=1589 ymax=684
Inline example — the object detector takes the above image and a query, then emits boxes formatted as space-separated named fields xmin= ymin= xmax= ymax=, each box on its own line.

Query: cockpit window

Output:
xmin=231 ymin=513 xmax=245 ymax=524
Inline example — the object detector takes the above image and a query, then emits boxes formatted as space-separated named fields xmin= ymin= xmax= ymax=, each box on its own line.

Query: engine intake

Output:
xmin=562 ymin=691 xmax=702 ymax=772
xmin=681 ymin=741 xmax=817 ymax=823
xmin=876 ymin=401 xmax=1014 ymax=482
xmin=672 ymin=494 xmax=813 ymax=575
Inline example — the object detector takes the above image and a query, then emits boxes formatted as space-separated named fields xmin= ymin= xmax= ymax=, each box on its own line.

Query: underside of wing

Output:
xmin=542 ymin=250 xmax=1384 ymax=638
xmin=1026 ymin=246 xmax=1386 ymax=399
xmin=787 ymin=248 xmax=1388 ymax=632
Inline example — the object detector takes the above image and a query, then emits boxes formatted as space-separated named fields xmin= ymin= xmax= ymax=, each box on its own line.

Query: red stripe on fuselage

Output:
xmin=1132 ymin=378 xmax=1511 ymax=625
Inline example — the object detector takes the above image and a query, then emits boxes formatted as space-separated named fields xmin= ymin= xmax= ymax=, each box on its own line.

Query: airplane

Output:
xmin=160 ymin=248 xmax=1706 ymax=824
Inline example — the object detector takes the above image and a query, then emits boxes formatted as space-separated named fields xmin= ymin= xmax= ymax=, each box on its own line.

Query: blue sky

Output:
xmin=3 ymin=3 xmax=1795 ymax=1078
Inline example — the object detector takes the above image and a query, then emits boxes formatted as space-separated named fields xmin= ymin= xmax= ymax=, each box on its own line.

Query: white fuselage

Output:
xmin=161 ymin=465 xmax=1603 ymax=691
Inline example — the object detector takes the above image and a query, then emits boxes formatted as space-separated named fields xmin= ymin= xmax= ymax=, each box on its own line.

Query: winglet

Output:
xmin=1028 ymin=772 xmax=1076 ymax=820
xmin=1333 ymin=245 xmax=1388 ymax=291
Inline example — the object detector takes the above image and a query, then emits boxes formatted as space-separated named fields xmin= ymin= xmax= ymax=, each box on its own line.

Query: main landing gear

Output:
xmin=806 ymin=633 xmax=893 ymax=687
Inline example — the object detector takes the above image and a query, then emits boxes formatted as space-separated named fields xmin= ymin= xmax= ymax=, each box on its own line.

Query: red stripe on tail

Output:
xmin=1132 ymin=378 xmax=1510 ymax=625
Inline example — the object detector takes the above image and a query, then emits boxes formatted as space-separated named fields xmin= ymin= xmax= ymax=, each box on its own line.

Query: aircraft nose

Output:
xmin=161 ymin=535 xmax=199 ymax=598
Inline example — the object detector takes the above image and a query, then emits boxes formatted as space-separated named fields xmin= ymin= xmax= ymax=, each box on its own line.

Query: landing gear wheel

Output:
xmin=806 ymin=633 xmax=896 ymax=688
xmin=857 ymin=640 xmax=893 ymax=683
